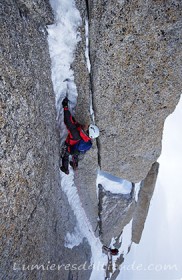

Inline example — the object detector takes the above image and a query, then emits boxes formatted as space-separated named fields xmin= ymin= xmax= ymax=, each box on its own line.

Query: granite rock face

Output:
xmin=74 ymin=145 xmax=100 ymax=235
xmin=72 ymin=0 xmax=100 ymax=235
xmin=132 ymin=162 xmax=159 ymax=244
xmin=98 ymin=184 xmax=136 ymax=246
xmin=73 ymin=0 xmax=91 ymax=125
xmin=71 ymin=1 xmax=181 ymax=274
xmin=88 ymin=0 xmax=182 ymax=182
xmin=0 ymin=1 xmax=91 ymax=280
xmin=1 ymin=0 xmax=181 ymax=279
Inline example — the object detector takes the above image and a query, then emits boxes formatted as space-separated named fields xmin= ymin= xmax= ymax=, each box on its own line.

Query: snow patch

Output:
xmin=119 ymin=219 xmax=133 ymax=257
xmin=61 ymin=169 xmax=107 ymax=279
xmin=65 ymin=226 xmax=83 ymax=249
xmin=84 ymin=19 xmax=95 ymax=123
xmin=97 ymin=170 xmax=132 ymax=194
xmin=85 ymin=19 xmax=91 ymax=73
xmin=48 ymin=0 xmax=81 ymax=112
xmin=134 ymin=182 xmax=142 ymax=201
xmin=109 ymin=220 xmax=133 ymax=274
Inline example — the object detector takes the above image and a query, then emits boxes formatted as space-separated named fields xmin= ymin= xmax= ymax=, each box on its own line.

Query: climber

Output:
xmin=60 ymin=97 xmax=99 ymax=175
xmin=103 ymin=245 xmax=119 ymax=256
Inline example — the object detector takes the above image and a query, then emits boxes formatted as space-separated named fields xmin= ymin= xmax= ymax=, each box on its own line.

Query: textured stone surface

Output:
xmin=132 ymin=162 xmax=159 ymax=244
xmin=74 ymin=145 xmax=100 ymax=235
xmin=98 ymin=184 xmax=136 ymax=246
xmin=72 ymin=0 xmax=99 ymax=235
xmin=2 ymin=0 xmax=181 ymax=279
xmin=74 ymin=0 xmax=91 ymax=125
xmin=0 ymin=1 xmax=91 ymax=280
xmin=88 ymin=0 xmax=182 ymax=182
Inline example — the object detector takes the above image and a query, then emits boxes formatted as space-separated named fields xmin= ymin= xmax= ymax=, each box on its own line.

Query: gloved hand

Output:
xmin=62 ymin=97 xmax=68 ymax=108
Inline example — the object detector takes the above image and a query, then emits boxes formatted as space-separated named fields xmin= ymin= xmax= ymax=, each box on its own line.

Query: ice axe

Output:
xmin=61 ymin=79 xmax=74 ymax=106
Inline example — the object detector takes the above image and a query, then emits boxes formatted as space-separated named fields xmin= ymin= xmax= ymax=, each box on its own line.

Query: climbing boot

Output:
xmin=70 ymin=161 xmax=78 ymax=170
xmin=60 ymin=166 xmax=69 ymax=175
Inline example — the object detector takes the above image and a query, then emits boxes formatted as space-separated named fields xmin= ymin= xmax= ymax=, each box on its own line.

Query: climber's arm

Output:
xmin=64 ymin=108 xmax=81 ymax=140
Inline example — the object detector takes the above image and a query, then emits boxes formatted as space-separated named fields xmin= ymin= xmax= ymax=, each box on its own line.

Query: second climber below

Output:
xmin=60 ymin=97 xmax=100 ymax=175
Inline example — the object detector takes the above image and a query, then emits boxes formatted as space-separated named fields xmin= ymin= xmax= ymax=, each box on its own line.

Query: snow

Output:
xmin=118 ymin=220 xmax=133 ymax=257
xmin=65 ymin=226 xmax=83 ymax=249
xmin=61 ymin=169 xmax=107 ymax=279
xmin=109 ymin=220 xmax=133 ymax=274
xmin=47 ymin=0 xmax=81 ymax=113
xmin=89 ymin=96 xmax=95 ymax=123
xmin=85 ymin=19 xmax=91 ymax=73
xmin=84 ymin=19 xmax=95 ymax=123
xmin=134 ymin=182 xmax=141 ymax=201
xmin=48 ymin=1 xmax=107 ymax=279
xmin=97 ymin=170 xmax=132 ymax=194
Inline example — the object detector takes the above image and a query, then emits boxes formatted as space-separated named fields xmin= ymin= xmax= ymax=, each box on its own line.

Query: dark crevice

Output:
xmin=85 ymin=0 xmax=103 ymax=248
xmin=85 ymin=0 xmax=102 ymax=169
xmin=85 ymin=0 xmax=90 ymax=20
xmin=98 ymin=184 xmax=103 ymax=237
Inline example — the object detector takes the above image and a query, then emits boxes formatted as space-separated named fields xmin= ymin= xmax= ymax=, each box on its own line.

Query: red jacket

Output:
xmin=64 ymin=107 xmax=91 ymax=149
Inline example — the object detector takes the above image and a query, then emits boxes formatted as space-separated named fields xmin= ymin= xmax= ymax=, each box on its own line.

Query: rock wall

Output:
xmin=1 ymin=0 xmax=181 ymax=279
xmin=73 ymin=0 xmax=91 ymax=125
xmin=72 ymin=1 xmax=181 ymax=275
xmin=132 ymin=162 xmax=159 ymax=244
xmin=98 ymin=184 xmax=135 ymax=246
xmin=73 ymin=0 xmax=100 ymax=234
xmin=88 ymin=0 xmax=182 ymax=182
xmin=0 ymin=1 xmax=91 ymax=280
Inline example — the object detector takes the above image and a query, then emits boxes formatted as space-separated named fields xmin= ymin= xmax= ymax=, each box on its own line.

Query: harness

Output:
xmin=66 ymin=127 xmax=91 ymax=153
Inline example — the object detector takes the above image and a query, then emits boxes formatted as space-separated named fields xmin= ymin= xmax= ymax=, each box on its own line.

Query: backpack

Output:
xmin=73 ymin=139 xmax=92 ymax=154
